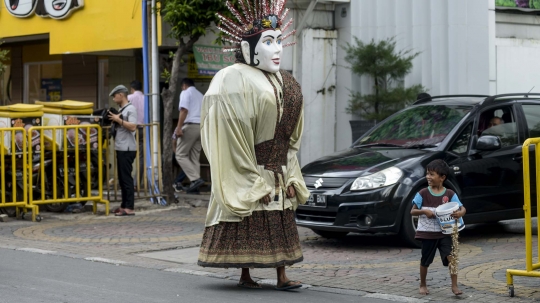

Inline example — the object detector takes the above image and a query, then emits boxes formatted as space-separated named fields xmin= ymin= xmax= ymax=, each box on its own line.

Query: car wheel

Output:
xmin=400 ymin=201 xmax=421 ymax=248
xmin=312 ymin=229 xmax=349 ymax=238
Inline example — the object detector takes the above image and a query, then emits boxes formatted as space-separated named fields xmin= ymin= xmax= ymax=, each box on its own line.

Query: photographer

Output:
xmin=108 ymin=85 xmax=138 ymax=216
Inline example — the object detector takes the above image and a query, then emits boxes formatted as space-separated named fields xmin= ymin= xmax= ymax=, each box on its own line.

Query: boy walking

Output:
xmin=411 ymin=159 xmax=466 ymax=296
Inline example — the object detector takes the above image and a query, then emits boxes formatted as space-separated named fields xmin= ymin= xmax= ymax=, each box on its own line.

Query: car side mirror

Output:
xmin=476 ymin=135 xmax=502 ymax=151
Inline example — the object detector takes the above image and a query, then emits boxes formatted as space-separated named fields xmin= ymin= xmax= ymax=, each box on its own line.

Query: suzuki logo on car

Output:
xmin=314 ymin=178 xmax=323 ymax=189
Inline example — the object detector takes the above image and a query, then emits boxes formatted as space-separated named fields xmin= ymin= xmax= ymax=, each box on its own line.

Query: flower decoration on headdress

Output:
xmin=217 ymin=0 xmax=296 ymax=52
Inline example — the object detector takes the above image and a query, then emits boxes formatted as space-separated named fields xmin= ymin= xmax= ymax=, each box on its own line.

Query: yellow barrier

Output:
xmin=506 ymin=138 xmax=540 ymax=297
xmin=27 ymin=125 xmax=109 ymax=219
xmin=0 ymin=127 xmax=38 ymax=219
xmin=104 ymin=123 xmax=164 ymax=203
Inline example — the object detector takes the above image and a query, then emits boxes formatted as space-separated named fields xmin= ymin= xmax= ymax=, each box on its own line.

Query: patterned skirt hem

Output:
xmin=197 ymin=256 xmax=304 ymax=269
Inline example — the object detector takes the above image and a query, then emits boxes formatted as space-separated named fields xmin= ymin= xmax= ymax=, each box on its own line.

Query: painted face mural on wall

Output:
xmin=4 ymin=0 xmax=37 ymax=17
xmin=36 ymin=0 xmax=84 ymax=19
xmin=3 ymin=0 xmax=83 ymax=19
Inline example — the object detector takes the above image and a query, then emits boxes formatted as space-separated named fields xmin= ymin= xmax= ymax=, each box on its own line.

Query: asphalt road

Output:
xmin=0 ymin=248 xmax=396 ymax=303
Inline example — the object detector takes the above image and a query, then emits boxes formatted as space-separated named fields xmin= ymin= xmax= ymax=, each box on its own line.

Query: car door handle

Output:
xmin=513 ymin=155 xmax=523 ymax=161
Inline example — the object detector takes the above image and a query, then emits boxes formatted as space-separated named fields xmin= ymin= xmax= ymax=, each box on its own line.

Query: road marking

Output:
xmin=84 ymin=257 xmax=126 ymax=265
xmin=365 ymin=293 xmax=428 ymax=303
xmin=16 ymin=248 xmax=57 ymax=254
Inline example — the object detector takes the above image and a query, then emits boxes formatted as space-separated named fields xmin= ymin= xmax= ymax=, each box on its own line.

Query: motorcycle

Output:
xmin=42 ymin=151 xmax=89 ymax=213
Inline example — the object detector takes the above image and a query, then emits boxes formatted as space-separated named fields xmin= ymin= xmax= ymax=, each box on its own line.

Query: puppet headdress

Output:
xmin=217 ymin=0 xmax=296 ymax=52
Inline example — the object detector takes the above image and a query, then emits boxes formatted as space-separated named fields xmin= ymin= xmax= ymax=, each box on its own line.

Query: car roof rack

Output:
xmin=483 ymin=93 xmax=540 ymax=105
xmin=413 ymin=95 xmax=489 ymax=105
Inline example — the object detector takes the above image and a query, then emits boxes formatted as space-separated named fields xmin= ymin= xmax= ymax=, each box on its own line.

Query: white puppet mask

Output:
xmin=241 ymin=29 xmax=283 ymax=74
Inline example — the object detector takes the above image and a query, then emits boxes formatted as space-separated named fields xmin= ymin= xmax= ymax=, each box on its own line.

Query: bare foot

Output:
xmin=419 ymin=285 xmax=429 ymax=295
xmin=452 ymin=286 xmax=463 ymax=295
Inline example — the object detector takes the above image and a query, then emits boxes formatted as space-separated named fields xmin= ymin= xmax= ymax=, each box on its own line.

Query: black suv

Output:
xmin=298 ymin=94 xmax=540 ymax=247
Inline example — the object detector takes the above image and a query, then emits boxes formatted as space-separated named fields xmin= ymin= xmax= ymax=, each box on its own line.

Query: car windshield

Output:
xmin=354 ymin=105 xmax=472 ymax=148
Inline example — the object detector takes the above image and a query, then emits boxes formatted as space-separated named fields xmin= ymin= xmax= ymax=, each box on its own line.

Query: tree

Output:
xmin=343 ymin=36 xmax=425 ymax=122
xmin=156 ymin=0 xmax=233 ymax=203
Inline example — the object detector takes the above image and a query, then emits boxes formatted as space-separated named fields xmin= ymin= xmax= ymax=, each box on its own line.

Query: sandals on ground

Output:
xmin=275 ymin=280 xmax=302 ymax=291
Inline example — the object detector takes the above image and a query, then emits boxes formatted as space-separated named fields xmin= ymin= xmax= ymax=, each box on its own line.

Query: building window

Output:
xmin=24 ymin=61 xmax=62 ymax=103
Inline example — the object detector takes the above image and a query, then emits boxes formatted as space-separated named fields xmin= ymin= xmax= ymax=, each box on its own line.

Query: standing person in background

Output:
xmin=108 ymin=85 xmax=138 ymax=216
xmin=172 ymin=130 xmax=187 ymax=192
xmin=128 ymin=80 xmax=145 ymax=191
xmin=175 ymin=78 xmax=204 ymax=193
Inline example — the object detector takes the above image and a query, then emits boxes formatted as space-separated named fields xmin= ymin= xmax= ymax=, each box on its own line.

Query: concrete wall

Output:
xmin=344 ymin=0 xmax=491 ymax=97
xmin=493 ymin=12 xmax=540 ymax=94
xmin=335 ymin=3 xmax=354 ymax=150
xmin=299 ymin=29 xmax=338 ymax=166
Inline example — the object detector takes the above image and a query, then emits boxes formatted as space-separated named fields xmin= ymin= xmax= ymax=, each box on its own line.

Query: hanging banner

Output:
xmin=496 ymin=0 xmax=540 ymax=9
xmin=191 ymin=45 xmax=235 ymax=77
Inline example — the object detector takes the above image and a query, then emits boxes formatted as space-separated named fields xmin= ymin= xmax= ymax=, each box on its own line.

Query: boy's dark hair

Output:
xmin=181 ymin=78 xmax=195 ymax=87
xmin=426 ymin=159 xmax=450 ymax=178
xmin=130 ymin=80 xmax=142 ymax=91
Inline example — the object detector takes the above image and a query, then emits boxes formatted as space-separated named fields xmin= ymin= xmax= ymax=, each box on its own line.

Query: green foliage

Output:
xmin=157 ymin=0 xmax=228 ymax=41
xmin=343 ymin=36 xmax=425 ymax=121
xmin=495 ymin=0 xmax=517 ymax=7
xmin=347 ymin=84 xmax=424 ymax=122
xmin=0 ymin=43 xmax=8 ymax=75
xmin=156 ymin=0 xmax=235 ymax=82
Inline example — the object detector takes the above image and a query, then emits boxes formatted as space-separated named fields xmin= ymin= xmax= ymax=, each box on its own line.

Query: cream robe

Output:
xmin=201 ymin=63 xmax=309 ymax=227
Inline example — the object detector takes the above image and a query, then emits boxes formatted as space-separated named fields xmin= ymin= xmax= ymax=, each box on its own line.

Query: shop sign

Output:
xmin=3 ymin=0 xmax=84 ymax=19
xmin=41 ymin=78 xmax=62 ymax=101
xmin=191 ymin=45 xmax=235 ymax=77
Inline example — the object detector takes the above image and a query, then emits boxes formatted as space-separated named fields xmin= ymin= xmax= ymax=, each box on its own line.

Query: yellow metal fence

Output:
xmin=1 ymin=122 xmax=163 ymax=221
xmin=506 ymin=138 xmax=540 ymax=297
xmin=27 ymin=125 xmax=110 ymax=218
xmin=0 ymin=128 xmax=38 ymax=219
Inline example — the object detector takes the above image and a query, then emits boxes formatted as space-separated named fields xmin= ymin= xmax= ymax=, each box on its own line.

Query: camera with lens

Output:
xmin=96 ymin=107 xmax=122 ymax=139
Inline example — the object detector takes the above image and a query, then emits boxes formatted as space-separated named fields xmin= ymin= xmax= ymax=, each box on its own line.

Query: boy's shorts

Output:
xmin=420 ymin=236 xmax=452 ymax=267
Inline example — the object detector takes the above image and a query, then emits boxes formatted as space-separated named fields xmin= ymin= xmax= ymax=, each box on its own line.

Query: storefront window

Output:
xmin=24 ymin=61 xmax=62 ymax=103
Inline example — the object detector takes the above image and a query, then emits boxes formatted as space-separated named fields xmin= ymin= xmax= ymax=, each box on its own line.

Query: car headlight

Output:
xmin=351 ymin=166 xmax=403 ymax=191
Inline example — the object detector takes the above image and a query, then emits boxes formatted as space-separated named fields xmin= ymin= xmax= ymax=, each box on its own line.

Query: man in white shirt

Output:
xmin=175 ymin=78 xmax=204 ymax=192
xmin=128 ymin=80 xmax=145 ymax=190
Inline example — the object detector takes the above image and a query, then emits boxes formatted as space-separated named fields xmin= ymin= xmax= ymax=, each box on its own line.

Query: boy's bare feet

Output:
xmin=419 ymin=285 xmax=429 ymax=295
xmin=452 ymin=286 xmax=463 ymax=295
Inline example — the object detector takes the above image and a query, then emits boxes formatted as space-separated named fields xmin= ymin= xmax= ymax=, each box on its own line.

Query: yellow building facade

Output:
xmin=0 ymin=0 xmax=162 ymax=108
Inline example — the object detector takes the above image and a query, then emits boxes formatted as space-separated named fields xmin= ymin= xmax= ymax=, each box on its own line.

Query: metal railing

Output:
xmin=27 ymin=125 xmax=109 ymax=218
xmin=0 ymin=127 xmax=38 ymax=219
xmin=104 ymin=123 xmax=165 ymax=203
xmin=506 ymin=138 xmax=540 ymax=297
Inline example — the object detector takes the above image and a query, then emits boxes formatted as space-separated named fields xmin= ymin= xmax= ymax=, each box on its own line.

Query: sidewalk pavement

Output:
xmin=0 ymin=196 xmax=538 ymax=303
